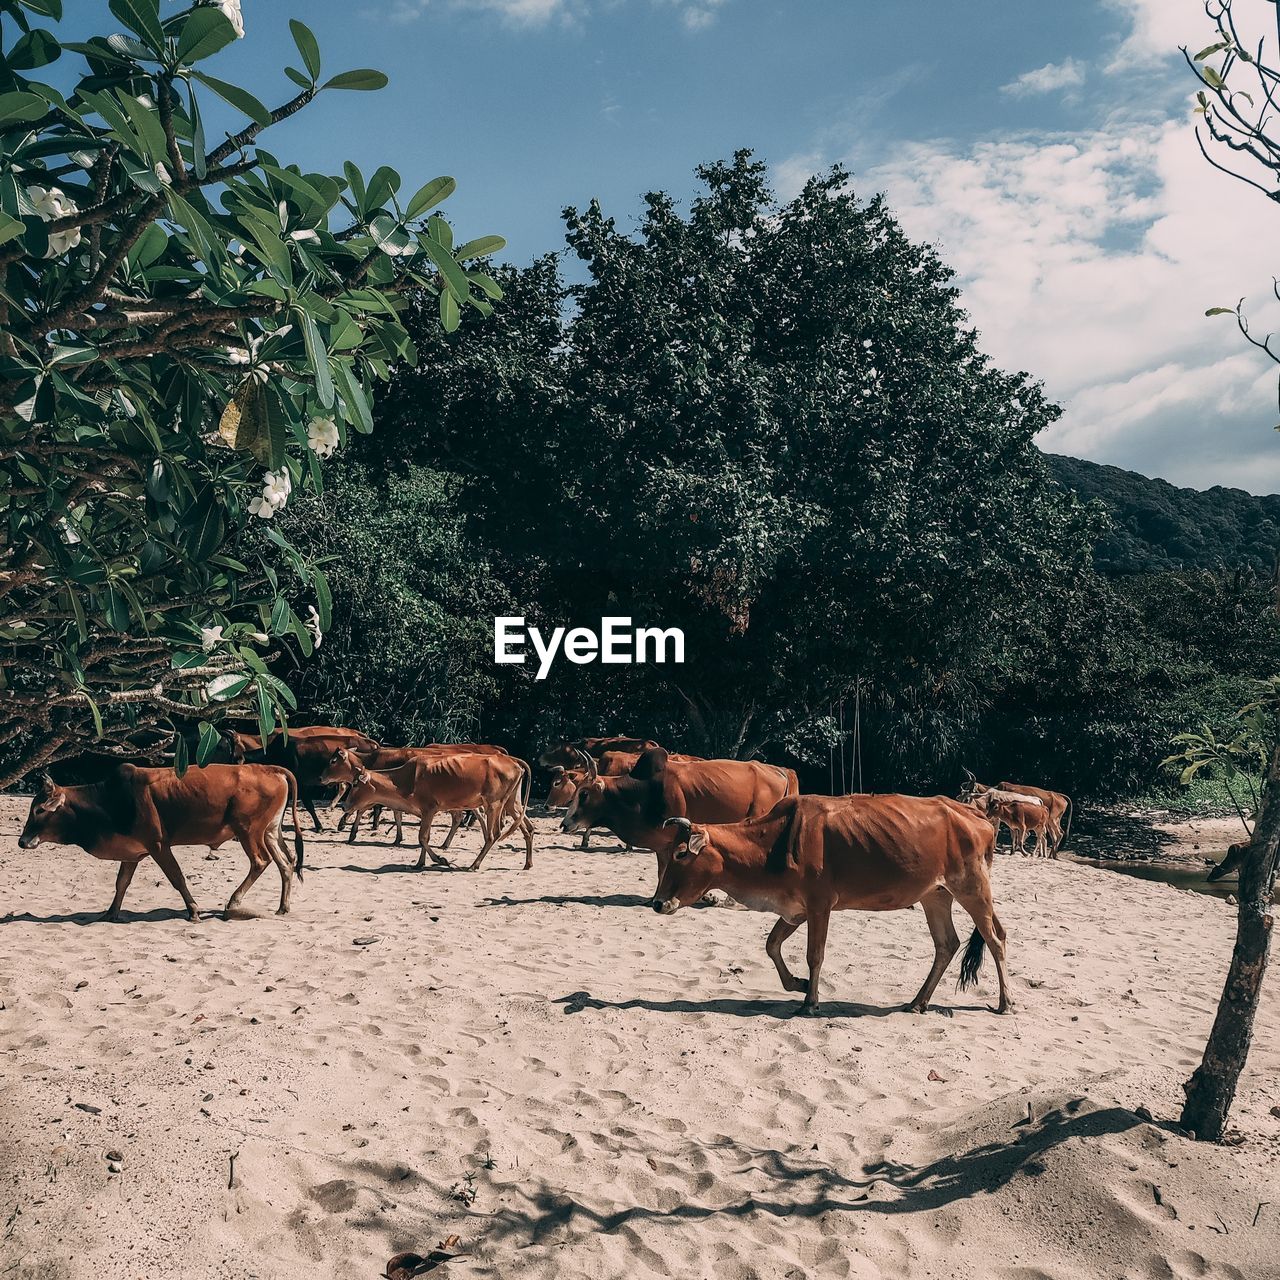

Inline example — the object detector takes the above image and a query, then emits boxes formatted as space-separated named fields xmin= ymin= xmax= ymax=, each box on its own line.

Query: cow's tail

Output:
xmin=285 ymin=770 xmax=305 ymax=880
xmin=1058 ymin=796 xmax=1073 ymax=853
xmin=957 ymin=929 xmax=986 ymax=990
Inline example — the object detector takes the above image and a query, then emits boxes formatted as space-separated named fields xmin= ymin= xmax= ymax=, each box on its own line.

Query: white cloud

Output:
xmin=1001 ymin=58 xmax=1086 ymax=98
xmin=1104 ymin=0 xmax=1216 ymax=69
xmin=864 ymin=118 xmax=1280 ymax=489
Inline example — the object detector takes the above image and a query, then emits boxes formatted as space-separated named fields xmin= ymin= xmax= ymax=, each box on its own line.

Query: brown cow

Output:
xmin=969 ymin=789 xmax=1051 ymax=856
xmin=961 ymin=775 xmax=1073 ymax=857
xmin=561 ymin=747 xmax=797 ymax=856
xmin=538 ymin=736 xmax=661 ymax=770
xmin=225 ymin=725 xmax=379 ymax=832
xmin=18 ymin=764 xmax=303 ymax=921
xmin=322 ymin=749 xmax=532 ymax=871
xmin=545 ymin=765 xmax=590 ymax=810
xmin=340 ymin=744 xmax=509 ymax=845
xmin=653 ymin=794 xmax=1010 ymax=1016
xmin=1207 ymin=839 xmax=1250 ymax=883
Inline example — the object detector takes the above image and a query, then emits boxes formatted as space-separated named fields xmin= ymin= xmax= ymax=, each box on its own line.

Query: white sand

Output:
xmin=1 ymin=796 xmax=1278 ymax=1280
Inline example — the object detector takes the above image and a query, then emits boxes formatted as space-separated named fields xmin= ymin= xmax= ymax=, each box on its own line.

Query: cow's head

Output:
xmin=545 ymin=766 xmax=584 ymax=810
xmin=220 ymin=729 xmax=251 ymax=764
xmin=560 ymin=750 xmax=606 ymax=832
xmin=1208 ymin=840 xmax=1249 ymax=883
xmin=958 ymin=769 xmax=992 ymax=805
xmin=320 ymin=747 xmax=366 ymax=787
xmin=651 ymin=817 xmax=719 ymax=913
xmin=19 ymin=773 xmax=70 ymax=849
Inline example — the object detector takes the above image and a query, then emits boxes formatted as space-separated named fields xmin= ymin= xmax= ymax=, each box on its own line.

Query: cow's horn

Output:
xmin=575 ymin=748 xmax=597 ymax=781
xmin=662 ymin=817 xmax=693 ymax=836
xmin=961 ymin=766 xmax=976 ymax=782
xmin=36 ymin=771 xmax=55 ymax=793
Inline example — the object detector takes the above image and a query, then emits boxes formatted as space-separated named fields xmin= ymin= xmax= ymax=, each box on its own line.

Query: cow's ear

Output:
xmin=36 ymin=771 xmax=55 ymax=795
xmin=675 ymin=831 xmax=706 ymax=861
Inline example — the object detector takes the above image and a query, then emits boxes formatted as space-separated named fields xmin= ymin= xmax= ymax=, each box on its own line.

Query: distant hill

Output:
xmin=1046 ymin=453 xmax=1280 ymax=576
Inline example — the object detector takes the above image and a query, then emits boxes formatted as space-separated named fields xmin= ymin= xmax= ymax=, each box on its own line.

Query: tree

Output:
xmin=376 ymin=152 xmax=1096 ymax=768
xmin=0 ymin=0 xmax=503 ymax=784
xmin=1177 ymin=0 xmax=1280 ymax=1141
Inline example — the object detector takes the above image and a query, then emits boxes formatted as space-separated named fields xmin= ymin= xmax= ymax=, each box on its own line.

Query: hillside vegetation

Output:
xmin=1046 ymin=454 xmax=1280 ymax=577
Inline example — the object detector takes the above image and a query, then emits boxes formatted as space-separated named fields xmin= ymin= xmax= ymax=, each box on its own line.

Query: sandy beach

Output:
xmin=1 ymin=795 xmax=1278 ymax=1280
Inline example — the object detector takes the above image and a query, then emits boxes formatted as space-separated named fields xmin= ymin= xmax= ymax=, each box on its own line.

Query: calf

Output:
xmin=970 ymin=789 xmax=1051 ymax=856
xmin=653 ymin=794 xmax=1009 ymax=1016
xmin=323 ymin=749 xmax=532 ymax=871
xmin=18 ymin=764 xmax=303 ymax=921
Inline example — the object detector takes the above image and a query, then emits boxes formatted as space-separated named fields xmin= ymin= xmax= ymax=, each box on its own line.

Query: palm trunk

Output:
xmin=1180 ymin=742 xmax=1280 ymax=1141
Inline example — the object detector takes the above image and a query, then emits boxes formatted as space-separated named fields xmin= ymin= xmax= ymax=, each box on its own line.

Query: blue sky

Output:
xmin=53 ymin=1 xmax=1280 ymax=491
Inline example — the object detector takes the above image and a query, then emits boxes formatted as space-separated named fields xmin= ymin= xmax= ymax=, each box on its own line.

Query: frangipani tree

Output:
xmin=0 ymin=0 xmax=503 ymax=782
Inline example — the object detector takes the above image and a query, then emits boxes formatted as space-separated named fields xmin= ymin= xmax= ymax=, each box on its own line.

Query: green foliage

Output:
xmin=0 ymin=0 xmax=502 ymax=782
xmin=279 ymin=462 xmax=515 ymax=747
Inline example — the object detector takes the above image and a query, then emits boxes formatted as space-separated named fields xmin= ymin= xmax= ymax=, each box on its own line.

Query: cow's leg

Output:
xmin=579 ymin=829 xmax=591 ymax=851
xmin=765 ymin=917 xmax=806 ymax=993
xmin=263 ymin=823 xmax=294 ymax=914
xmin=441 ymin=811 xmax=464 ymax=850
xmin=100 ymin=860 xmax=138 ymax=922
xmin=521 ymin=816 xmax=534 ymax=870
xmin=799 ymin=908 xmax=830 ymax=1015
xmin=953 ymin=882 xmax=1011 ymax=1014
xmin=416 ymin=807 xmax=449 ymax=870
xmin=908 ymin=887 xmax=960 ymax=1013
xmin=226 ymin=838 xmax=272 ymax=912
xmin=346 ymin=807 xmax=362 ymax=843
xmin=393 ymin=810 xmax=404 ymax=845
xmin=152 ymin=845 xmax=201 ymax=922
xmin=301 ymin=790 xmax=324 ymax=833
xmin=467 ymin=802 xmax=503 ymax=871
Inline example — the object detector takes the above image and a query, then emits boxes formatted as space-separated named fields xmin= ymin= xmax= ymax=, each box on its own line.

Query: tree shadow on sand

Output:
xmin=475 ymin=1099 xmax=1143 ymax=1250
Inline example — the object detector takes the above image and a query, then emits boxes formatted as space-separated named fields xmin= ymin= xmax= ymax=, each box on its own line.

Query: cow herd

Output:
xmin=14 ymin=728 xmax=1074 ymax=1015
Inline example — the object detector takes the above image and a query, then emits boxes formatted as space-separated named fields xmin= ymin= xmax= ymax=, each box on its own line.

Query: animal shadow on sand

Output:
xmin=551 ymin=990 xmax=990 ymax=1019
xmin=473 ymin=1100 xmax=1144 ymax=1250
xmin=482 ymin=892 xmax=652 ymax=909
xmin=1 ymin=906 xmax=193 ymax=926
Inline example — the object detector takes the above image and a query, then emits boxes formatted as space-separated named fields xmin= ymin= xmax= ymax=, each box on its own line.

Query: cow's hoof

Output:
xmin=276 ymin=907 xmax=290 ymax=916
xmin=796 ymin=1002 xmax=823 ymax=1017
xmin=97 ymin=911 xmax=120 ymax=924
xmin=992 ymin=1000 xmax=1011 ymax=1015
xmin=186 ymin=909 xmax=202 ymax=923
xmin=907 ymin=1001 xmax=929 ymax=1014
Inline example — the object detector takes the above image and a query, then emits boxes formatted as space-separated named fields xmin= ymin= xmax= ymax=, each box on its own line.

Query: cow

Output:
xmin=969 ymin=789 xmax=1051 ymax=856
xmin=322 ymin=748 xmax=533 ymax=871
xmin=223 ymin=725 xmax=379 ymax=833
xmin=17 ymin=764 xmax=304 ymax=921
xmin=561 ymin=746 xmax=797 ymax=858
xmin=338 ymin=744 xmax=509 ymax=845
xmin=652 ymin=794 xmax=1010 ymax=1016
xmin=1207 ymin=839 xmax=1250 ymax=883
xmin=960 ymin=772 xmax=1073 ymax=857
xmin=537 ymin=736 xmax=661 ymax=770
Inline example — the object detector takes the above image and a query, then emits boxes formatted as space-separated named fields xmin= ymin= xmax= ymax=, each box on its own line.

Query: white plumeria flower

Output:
xmin=200 ymin=625 xmax=224 ymax=652
xmin=248 ymin=494 xmax=277 ymax=519
xmin=306 ymin=416 xmax=339 ymax=459
xmin=305 ymin=606 xmax=323 ymax=650
xmin=26 ymin=184 xmax=82 ymax=257
xmin=226 ymin=347 xmax=251 ymax=366
xmin=248 ymin=468 xmax=292 ymax=520
xmin=206 ymin=673 xmax=243 ymax=701
xmin=195 ymin=0 xmax=244 ymax=38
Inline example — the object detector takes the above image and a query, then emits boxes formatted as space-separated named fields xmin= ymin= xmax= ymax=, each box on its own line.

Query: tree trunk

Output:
xmin=1180 ymin=742 xmax=1280 ymax=1141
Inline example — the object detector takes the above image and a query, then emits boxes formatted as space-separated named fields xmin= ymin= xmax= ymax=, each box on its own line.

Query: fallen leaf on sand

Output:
xmin=927 ymin=1070 xmax=946 ymax=1083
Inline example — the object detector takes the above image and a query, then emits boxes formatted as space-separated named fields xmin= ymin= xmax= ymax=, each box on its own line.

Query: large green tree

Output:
xmin=0 ymin=0 xmax=502 ymax=783
xmin=376 ymin=153 xmax=1096 ymax=769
